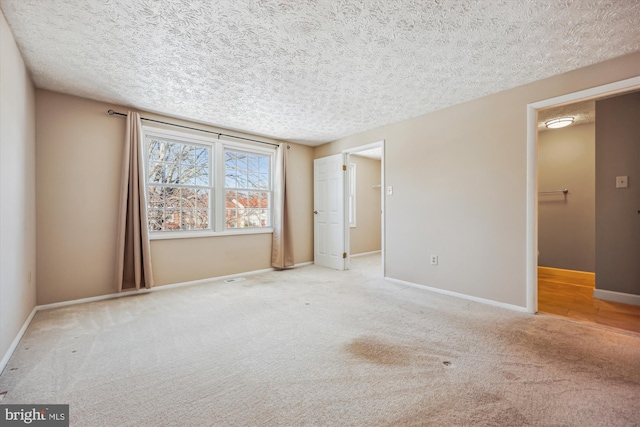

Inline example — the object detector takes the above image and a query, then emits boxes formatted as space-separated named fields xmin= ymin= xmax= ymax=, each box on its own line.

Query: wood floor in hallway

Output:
xmin=538 ymin=267 xmax=640 ymax=335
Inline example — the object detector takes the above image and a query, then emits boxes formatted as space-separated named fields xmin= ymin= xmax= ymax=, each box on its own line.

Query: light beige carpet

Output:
xmin=1 ymin=254 xmax=639 ymax=426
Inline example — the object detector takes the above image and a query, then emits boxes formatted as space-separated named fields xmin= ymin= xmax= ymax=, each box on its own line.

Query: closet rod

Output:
xmin=539 ymin=189 xmax=568 ymax=195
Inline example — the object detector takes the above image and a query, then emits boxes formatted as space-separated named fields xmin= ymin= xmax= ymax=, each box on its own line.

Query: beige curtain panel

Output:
xmin=271 ymin=144 xmax=295 ymax=268
xmin=115 ymin=112 xmax=154 ymax=291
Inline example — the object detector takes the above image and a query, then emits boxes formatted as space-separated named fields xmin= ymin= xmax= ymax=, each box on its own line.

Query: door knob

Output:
xmin=314 ymin=210 xmax=318 ymax=214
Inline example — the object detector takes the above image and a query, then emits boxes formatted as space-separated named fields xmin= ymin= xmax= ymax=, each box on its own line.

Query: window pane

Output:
xmin=247 ymin=209 xmax=262 ymax=227
xmin=225 ymin=151 xmax=236 ymax=169
xmin=236 ymin=191 xmax=248 ymax=207
xmin=260 ymin=209 xmax=270 ymax=227
xmin=195 ymin=147 xmax=209 ymax=186
xmin=226 ymin=209 xmax=237 ymax=228
xmin=195 ymin=165 xmax=209 ymax=186
xmin=226 ymin=190 xmax=237 ymax=207
xmin=235 ymin=171 xmax=248 ymax=188
xmin=195 ymin=147 xmax=208 ymax=166
xmin=237 ymin=210 xmax=248 ymax=228
xmin=248 ymin=191 xmax=260 ymax=208
xmin=148 ymin=209 xmax=164 ymax=231
xmin=166 ymin=143 xmax=182 ymax=164
xmin=148 ymin=161 xmax=164 ymax=183
xmin=148 ymin=186 xmax=164 ymax=209
xmin=196 ymin=209 xmax=209 ymax=228
xmin=182 ymin=145 xmax=196 ymax=166
xmin=248 ymin=172 xmax=260 ymax=189
xmin=196 ymin=189 xmax=209 ymax=209
xmin=248 ymin=155 xmax=260 ymax=171
xmin=237 ymin=153 xmax=247 ymax=171
xmin=225 ymin=172 xmax=237 ymax=188
xmin=259 ymin=173 xmax=269 ymax=189
xmin=181 ymin=188 xmax=196 ymax=210
xmin=165 ymin=163 xmax=180 ymax=184
xmin=164 ymin=210 xmax=180 ymax=230
xmin=165 ymin=187 xmax=181 ymax=209
xmin=181 ymin=209 xmax=195 ymax=230
xmin=179 ymin=145 xmax=192 ymax=164
xmin=259 ymin=156 xmax=269 ymax=173
xmin=260 ymin=193 xmax=271 ymax=209
xmin=148 ymin=140 xmax=166 ymax=162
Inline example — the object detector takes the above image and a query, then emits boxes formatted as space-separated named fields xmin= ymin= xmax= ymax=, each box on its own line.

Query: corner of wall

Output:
xmin=0 ymin=9 xmax=37 ymax=371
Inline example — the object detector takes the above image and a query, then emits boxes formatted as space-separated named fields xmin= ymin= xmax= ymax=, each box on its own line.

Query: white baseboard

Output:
xmin=594 ymin=289 xmax=640 ymax=306
xmin=38 ymin=267 xmax=283 ymax=311
xmin=293 ymin=261 xmax=313 ymax=268
xmin=350 ymin=250 xmax=381 ymax=258
xmin=1 ymin=306 xmax=38 ymax=375
xmin=385 ymin=277 xmax=528 ymax=313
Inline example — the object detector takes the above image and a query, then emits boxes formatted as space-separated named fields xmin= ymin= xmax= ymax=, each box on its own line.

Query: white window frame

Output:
xmin=142 ymin=125 xmax=275 ymax=240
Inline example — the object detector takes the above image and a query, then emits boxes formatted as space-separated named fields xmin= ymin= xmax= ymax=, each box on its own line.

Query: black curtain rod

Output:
xmin=107 ymin=109 xmax=283 ymax=148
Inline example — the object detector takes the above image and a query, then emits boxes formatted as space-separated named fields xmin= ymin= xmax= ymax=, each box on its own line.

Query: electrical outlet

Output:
xmin=430 ymin=255 xmax=438 ymax=266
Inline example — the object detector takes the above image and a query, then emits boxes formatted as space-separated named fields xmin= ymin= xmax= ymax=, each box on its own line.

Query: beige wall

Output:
xmin=595 ymin=91 xmax=640 ymax=296
xmin=315 ymin=52 xmax=640 ymax=308
xmin=349 ymin=155 xmax=381 ymax=255
xmin=36 ymin=90 xmax=313 ymax=304
xmin=538 ymin=123 xmax=595 ymax=272
xmin=0 ymin=11 xmax=36 ymax=364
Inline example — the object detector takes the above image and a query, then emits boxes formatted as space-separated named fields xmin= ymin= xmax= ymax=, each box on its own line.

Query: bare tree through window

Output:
xmin=144 ymin=131 xmax=274 ymax=234
xmin=224 ymin=150 xmax=271 ymax=229
xmin=146 ymin=138 xmax=210 ymax=231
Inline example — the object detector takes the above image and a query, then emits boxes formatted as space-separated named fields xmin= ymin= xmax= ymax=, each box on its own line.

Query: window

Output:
xmin=224 ymin=150 xmax=272 ymax=229
xmin=147 ymin=137 xmax=211 ymax=231
xmin=143 ymin=127 xmax=274 ymax=238
xmin=348 ymin=162 xmax=356 ymax=227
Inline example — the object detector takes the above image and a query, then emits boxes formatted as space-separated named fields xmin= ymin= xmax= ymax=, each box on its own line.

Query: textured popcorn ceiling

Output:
xmin=1 ymin=1 xmax=639 ymax=145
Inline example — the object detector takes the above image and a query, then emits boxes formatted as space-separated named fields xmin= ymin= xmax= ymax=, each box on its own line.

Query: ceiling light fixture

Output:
xmin=545 ymin=117 xmax=575 ymax=129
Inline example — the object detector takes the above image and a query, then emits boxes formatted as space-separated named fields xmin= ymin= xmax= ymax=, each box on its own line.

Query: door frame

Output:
xmin=525 ymin=76 xmax=640 ymax=314
xmin=343 ymin=140 xmax=386 ymax=276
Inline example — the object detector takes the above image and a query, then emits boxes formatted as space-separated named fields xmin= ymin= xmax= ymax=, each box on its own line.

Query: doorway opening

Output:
xmin=312 ymin=141 xmax=385 ymax=275
xmin=526 ymin=76 xmax=640 ymax=334
xmin=343 ymin=141 xmax=385 ymax=276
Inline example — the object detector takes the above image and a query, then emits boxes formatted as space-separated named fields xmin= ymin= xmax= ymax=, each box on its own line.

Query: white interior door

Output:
xmin=314 ymin=154 xmax=345 ymax=270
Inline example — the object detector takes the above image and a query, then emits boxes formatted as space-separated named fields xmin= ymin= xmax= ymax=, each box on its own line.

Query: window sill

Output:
xmin=149 ymin=228 xmax=274 ymax=240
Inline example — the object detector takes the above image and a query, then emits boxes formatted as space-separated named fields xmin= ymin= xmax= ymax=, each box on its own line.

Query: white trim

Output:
xmin=219 ymin=138 xmax=277 ymax=154
xmin=0 ymin=307 xmax=38 ymax=375
xmin=350 ymin=250 xmax=382 ymax=258
xmin=529 ymin=77 xmax=640 ymax=110
xmin=343 ymin=140 xmax=385 ymax=277
xmin=526 ymin=76 xmax=640 ymax=314
xmin=385 ymin=277 xmax=529 ymax=313
xmin=343 ymin=141 xmax=385 ymax=153
xmin=143 ymin=125 xmax=219 ymax=145
xmin=594 ymin=289 xmax=640 ymax=306
xmin=38 ymin=267 xmax=277 ymax=311
xmin=149 ymin=227 xmax=274 ymax=240
xmin=293 ymin=261 xmax=314 ymax=268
